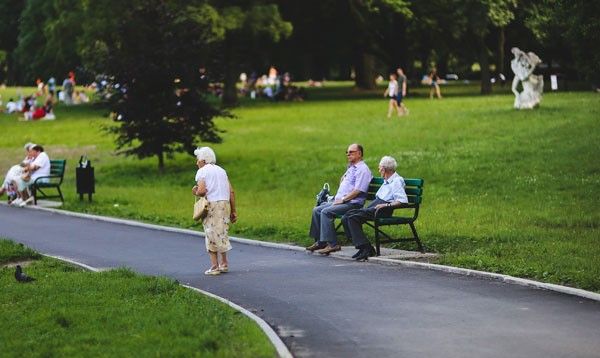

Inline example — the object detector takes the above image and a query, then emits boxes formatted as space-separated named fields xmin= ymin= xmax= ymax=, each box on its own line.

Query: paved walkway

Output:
xmin=1 ymin=205 xmax=599 ymax=357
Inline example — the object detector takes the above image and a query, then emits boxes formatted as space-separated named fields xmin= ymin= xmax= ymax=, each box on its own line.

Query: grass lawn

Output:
xmin=0 ymin=239 xmax=276 ymax=357
xmin=1 ymin=83 xmax=599 ymax=292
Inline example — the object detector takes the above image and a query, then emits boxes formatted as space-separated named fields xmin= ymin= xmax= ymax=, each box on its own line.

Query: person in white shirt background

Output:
xmin=12 ymin=144 xmax=51 ymax=206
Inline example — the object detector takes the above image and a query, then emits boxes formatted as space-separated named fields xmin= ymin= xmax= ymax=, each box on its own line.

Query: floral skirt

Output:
xmin=202 ymin=200 xmax=232 ymax=253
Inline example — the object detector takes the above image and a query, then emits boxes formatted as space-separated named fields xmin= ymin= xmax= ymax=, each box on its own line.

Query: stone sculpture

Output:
xmin=511 ymin=47 xmax=544 ymax=109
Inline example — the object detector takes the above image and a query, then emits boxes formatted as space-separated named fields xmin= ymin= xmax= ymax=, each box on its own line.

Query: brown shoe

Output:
xmin=306 ymin=242 xmax=327 ymax=252
xmin=316 ymin=244 xmax=341 ymax=255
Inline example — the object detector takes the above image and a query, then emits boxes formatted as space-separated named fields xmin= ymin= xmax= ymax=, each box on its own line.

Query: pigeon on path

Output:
xmin=15 ymin=265 xmax=35 ymax=283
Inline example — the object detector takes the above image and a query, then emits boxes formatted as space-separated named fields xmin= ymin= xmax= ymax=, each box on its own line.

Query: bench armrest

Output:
xmin=374 ymin=203 xmax=419 ymax=219
xmin=33 ymin=174 xmax=62 ymax=185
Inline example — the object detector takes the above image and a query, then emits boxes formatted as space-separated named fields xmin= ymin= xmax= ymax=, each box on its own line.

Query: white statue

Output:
xmin=511 ymin=47 xmax=544 ymax=109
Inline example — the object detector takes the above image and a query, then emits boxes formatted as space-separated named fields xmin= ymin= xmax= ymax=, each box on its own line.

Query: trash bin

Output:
xmin=76 ymin=155 xmax=95 ymax=201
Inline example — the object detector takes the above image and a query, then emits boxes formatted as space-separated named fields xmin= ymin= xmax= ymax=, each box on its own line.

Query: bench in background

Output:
xmin=336 ymin=177 xmax=425 ymax=255
xmin=32 ymin=159 xmax=66 ymax=205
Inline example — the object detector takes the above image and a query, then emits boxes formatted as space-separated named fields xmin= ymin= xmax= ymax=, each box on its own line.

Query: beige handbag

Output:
xmin=193 ymin=196 xmax=208 ymax=221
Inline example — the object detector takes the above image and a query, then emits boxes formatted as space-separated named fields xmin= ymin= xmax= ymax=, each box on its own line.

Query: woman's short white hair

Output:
xmin=24 ymin=142 xmax=36 ymax=151
xmin=194 ymin=146 xmax=216 ymax=164
xmin=379 ymin=156 xmax=397 ymax=171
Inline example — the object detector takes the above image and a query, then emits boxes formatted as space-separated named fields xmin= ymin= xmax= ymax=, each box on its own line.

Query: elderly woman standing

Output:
xmin=192 ymin=147 xmax=237 ymax=275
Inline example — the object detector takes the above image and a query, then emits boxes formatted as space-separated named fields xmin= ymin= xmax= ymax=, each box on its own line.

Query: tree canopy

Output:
xmin=2 ymin=0 xmax=598 ymax=88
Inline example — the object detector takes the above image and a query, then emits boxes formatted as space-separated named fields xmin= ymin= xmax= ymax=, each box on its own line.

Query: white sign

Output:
xmin=550 ymin=75 xmax=558 ymax=91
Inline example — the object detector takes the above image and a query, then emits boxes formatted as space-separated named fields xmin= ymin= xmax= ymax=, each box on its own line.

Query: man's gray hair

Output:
xmin=194 ymin=146 xmax=217 ymax=164
xmin=24 ymin=142 xmax=36 ymax=151
xmin=379 ymin=156 xmax=397 ymax=171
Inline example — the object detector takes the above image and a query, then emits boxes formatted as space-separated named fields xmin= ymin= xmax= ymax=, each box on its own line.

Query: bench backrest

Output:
xmin=50 ymin=159 xmax=66 ymax=177
xmin=367 ymin=177 xmax=424 ymax=204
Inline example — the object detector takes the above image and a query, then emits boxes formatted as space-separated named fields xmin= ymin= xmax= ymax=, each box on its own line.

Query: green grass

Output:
xmin=1 ymin=84 xmax=599 ymax=292
xmin=0 ymin=239 xmax=276 ymax=357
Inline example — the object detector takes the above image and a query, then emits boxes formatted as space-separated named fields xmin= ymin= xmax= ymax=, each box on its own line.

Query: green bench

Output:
xmin=32 ymin=159 xmax=66 ymax=205
xmin=336 ymin=177 xmax=425 ymax=255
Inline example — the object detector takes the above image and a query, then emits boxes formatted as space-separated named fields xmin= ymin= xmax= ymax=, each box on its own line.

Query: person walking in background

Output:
xmin=47 ymin=77 xmax=56 ymax=96
xmin=341 ymin=156 xmax=408 ymax=261
xmin=192 ymin=147 xmax=237 ymax=276
xmin=62 ymin=75 xmax=74 ymax=105
xmin=383 ymin=73 xmax=400 ymax=118
xmin=396 ymin=67 xmax=409 ymax=115
xmin=428 ymin=68 xmax=443 ymax=99
xmin=307 ymin=143 xmax=373 ymax=255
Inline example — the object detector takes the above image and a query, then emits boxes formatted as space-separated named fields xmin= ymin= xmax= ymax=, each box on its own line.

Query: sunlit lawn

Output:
xmin=1 ymin=83 xmax=599 ymax=291
xmin=0 ymin=239 xmax=276 ymax=357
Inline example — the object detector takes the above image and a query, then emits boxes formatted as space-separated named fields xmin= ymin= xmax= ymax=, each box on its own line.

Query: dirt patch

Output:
xmin=2 ymin=260 xmax=37 ymax=269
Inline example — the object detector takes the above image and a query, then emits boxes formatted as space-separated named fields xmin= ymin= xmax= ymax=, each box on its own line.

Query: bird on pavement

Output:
xmin=15 ymin=265 xmax=35 ymax=283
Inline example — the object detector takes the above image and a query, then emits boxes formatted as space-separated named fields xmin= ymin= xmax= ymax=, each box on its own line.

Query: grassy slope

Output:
xmin=1 ymin=84 xmax=598 ymax=291
xmin=0 ymin=240 xmax=276 ymax=357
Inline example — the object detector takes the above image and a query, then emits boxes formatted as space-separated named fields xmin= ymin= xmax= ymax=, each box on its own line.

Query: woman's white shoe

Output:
xmin=204 ymin=267 xmax=221 ymax=275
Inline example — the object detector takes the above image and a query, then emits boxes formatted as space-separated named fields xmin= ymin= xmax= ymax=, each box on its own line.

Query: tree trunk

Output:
xmin=221 ymin=38 xmax=238 ymax=107
xmin=497 ymin=27 xmax=506 ymax=84
xmin=222 ymin=64 xmax=238 ymax=107
xmin=6 ymin=54 xmax=18 ymax=85
xmin=157 ymin=150 xmax=164 ymax=173
xmin=479 ymin=36 xmax=492 ymax=94
xmin=354 ymin=50 xmax=376 ymax=90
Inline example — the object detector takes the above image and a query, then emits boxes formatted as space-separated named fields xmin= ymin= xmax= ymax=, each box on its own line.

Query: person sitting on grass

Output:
xmin=341 ymin=155 xmax=408 ymax=261
xmin=11 ymin=145 xmax=51 ymax=207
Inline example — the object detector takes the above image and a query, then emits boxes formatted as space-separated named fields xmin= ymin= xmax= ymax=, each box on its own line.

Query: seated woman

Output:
xmin=0 ymin=143 xmax=36 ymax=203
xmin=11 ymin=144 xmax=50 ymax=206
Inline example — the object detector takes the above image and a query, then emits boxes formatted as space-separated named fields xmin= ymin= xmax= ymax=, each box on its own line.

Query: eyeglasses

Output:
xmin=346 ymin=150 xmax=357 ymax=155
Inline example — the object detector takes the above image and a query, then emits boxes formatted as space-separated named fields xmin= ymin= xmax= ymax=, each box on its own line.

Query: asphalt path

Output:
xmin=1 ymin=205 xmax=599 ymax=357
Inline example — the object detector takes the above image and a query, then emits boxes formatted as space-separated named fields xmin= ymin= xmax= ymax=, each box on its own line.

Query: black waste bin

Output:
xmin=76 ymin=155 xmax=95 ymax=201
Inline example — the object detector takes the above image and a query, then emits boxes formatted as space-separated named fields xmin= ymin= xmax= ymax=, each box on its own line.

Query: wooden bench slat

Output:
xmin=405 ymin=178 xmax=424 ymax=187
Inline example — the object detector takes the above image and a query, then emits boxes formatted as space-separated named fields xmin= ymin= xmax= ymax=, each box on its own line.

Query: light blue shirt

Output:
xmin=334 ymin=160 xmax=373 ymax=205
xmin=376 ymin=172 xmax=408 ymax=203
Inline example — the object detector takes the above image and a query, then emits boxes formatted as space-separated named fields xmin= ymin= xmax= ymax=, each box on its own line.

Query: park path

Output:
xmin=1 ymin=205 xmax=599 ymax=357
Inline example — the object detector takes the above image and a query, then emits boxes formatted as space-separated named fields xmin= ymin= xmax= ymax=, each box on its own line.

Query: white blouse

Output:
xmin=195 ymin=164 xmax=230 ymax=202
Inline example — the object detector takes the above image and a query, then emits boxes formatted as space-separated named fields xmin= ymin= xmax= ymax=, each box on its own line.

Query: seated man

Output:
xmin=341 ymin=156 xmax=408 ymax=261
xmin=307 ymin=143 xmax=373 ymax=255
xmin=12 ymin=145 xmax=51 ymax=206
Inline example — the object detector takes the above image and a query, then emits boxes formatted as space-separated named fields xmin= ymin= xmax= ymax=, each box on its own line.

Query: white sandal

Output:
xmin=218 ymin=265 xmax=229 ymax=273
xmin=204 ymin=267 xmax=221 ymax=275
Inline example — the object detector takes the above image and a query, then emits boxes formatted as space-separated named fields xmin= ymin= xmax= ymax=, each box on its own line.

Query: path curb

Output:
xmin=21 ymin=204 xmax=600 ymax=302
xmin=43 ymin=253 xmax=293 ymax=358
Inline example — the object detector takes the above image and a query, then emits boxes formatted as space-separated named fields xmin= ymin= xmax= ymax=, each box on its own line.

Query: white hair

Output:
xmin=379 ymin=156 xmax=397 ymax=171
xmin=194 ymin=146 xmax=216 ymax=164
xmin=24 ymin=142 xmax=36 ymax=151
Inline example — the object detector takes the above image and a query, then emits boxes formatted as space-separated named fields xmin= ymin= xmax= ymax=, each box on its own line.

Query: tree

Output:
xmin=210 ymin=2 xmax=292 ymax=107
xmin=524 ymin=0 xmax=600 ymax=86
xmin=79 ymin=0 xmax=230 ymax=171
xmin=11 ymin=0 xmax=83 ymax=84
xmin=0 ymin=0 xmax=25 ymax=84
xmin=458 ymin=0 xmax=516 ymax=94
xmin=347 ymin=0 xmax=412 ymax=89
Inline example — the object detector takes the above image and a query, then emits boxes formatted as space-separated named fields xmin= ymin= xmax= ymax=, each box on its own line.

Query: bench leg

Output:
xmin=409 ymin=222 xmax=424 ymax=253
xmin=32 ymin=186 xmax=37 ymax=205
xmin=374 ymin=224 xmax=381 ymax=256
xmin=57 ymin=186 xmax=64 ymax=202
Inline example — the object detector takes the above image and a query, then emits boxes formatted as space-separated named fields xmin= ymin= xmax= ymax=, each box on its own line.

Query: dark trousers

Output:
xmin=341 ymin=198 xmax=392 ymax=248
xmin=309 ymin=201 xmax=362 ymax=245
